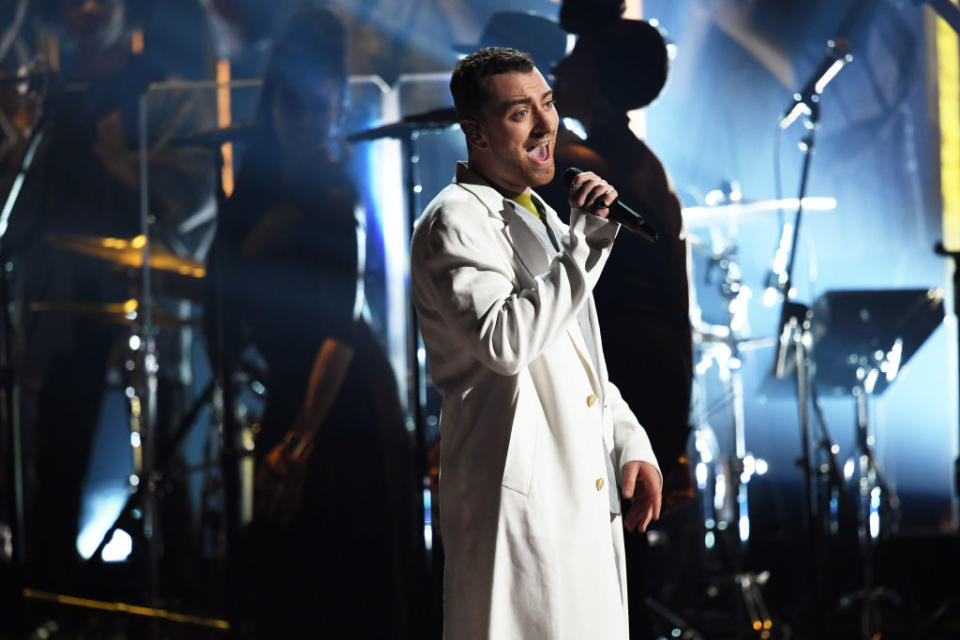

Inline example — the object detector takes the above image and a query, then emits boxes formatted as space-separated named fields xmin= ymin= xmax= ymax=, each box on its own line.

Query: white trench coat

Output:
xmin=411 ymin=163 xmax=660 ymax=640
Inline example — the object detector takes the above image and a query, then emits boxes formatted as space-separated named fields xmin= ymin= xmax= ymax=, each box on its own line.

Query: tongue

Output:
xmin=529 ymin=144 xmax=548 ymax=162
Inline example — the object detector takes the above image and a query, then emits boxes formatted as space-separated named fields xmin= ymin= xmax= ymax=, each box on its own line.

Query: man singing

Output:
xmin=410 ymin=47 xmax=662 ymax=639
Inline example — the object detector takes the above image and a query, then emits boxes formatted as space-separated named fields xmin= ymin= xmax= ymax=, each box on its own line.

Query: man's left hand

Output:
xmin=622 ymin=460 xmax=662 ymax=533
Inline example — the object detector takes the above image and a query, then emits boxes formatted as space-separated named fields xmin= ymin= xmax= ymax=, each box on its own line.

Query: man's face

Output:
xmin=470 ymin=69 xmax=559 ymax=193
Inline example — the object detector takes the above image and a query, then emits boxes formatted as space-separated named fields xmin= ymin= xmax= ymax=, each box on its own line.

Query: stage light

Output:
xmin=762 ymin=287 xmax=779 ymax=308
xmin=101 ymin=529 xmax=132 ymax=563
xmin=714 ymin=473 xmax=726 ymax=512
xmin=562 ymin=117 xmax=587 ymax=140
xmin=935 ymin=7 xmax=960 ymax=250
xmin=696 ymin=462 xmax=708 ymax=489
xmin=423 ymin=487 xmax=433 ymax=551
xmin=76 ymin=489 xmax=130 ymax=560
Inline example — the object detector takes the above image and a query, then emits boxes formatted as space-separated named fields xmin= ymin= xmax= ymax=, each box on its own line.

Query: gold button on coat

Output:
xmin=586 ymin=394 xmax=597 ymax=407
xmin=596 ymin=478 xmax=605 ymax=491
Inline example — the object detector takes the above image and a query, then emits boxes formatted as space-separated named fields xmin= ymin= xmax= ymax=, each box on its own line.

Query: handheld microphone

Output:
xmin=561 ymin=167 xmax=658 ymax=243
xmin=779 ymin=38 xmax=853 ymax=130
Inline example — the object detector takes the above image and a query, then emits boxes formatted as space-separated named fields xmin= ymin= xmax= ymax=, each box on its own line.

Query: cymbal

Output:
xmin=47 ymin=233 xmax=206 ymax=278
xmin=169 ymin=123 xmax=256 ymax=147
xmin=346 ymin=106 xmax=458 ymax=143
xmin=30 ymin=299 xmax=199 ymax=329
xmin=682 ymin=197 xmax=837 ymax=228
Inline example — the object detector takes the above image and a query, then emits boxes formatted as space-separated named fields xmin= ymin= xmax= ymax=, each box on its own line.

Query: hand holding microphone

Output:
xmin=564 ymin=169 xmax=618 ymax=218
xmin=562 ymin=167 xmax=659 ymax=243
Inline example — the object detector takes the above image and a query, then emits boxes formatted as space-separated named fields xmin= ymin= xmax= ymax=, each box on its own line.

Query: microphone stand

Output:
xmin=771 ymin=100 xmax=826 ymax=638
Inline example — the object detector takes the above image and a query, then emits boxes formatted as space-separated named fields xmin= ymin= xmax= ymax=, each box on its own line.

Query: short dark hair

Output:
xmin=450 ymin=47 xmax=536 ymax=119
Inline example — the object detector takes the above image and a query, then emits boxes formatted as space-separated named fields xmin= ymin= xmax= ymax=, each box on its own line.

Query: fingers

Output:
xmin=622 ymin=461 xmax=663 ymax=533
xmin=621 ymin=461 xmax=639 ymax=500
xmin=624 ymin=499 xmax=653 ymax=533
xmin=651 ymin=484 xmax=663 ymax=521
xmin=567 ymin=172 xmax=618 ymax=214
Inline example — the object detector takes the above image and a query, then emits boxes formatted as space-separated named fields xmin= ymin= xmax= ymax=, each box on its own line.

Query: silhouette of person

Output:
xmin=542 ymin=15 xmax=694 ymax=639
xmin=208 ymin=8 xmax=421 ymax=637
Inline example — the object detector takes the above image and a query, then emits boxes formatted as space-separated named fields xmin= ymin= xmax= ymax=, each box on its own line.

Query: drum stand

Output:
xmin=836 ymin=379 xmax=902 ymax=639
xmin=691 ymin=237 xmax=774 ymax=639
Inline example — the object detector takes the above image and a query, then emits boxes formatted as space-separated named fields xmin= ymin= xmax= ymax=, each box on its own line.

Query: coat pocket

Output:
xmin=500 ymin=370 xmax=543 ymax=496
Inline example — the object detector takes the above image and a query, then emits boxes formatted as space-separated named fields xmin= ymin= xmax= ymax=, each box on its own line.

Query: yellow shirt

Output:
xmin=511 ymin=192 xmax=542 ymax=220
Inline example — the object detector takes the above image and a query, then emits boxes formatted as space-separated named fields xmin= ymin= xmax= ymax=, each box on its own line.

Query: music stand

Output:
xmin=773 ymin=288 xmax=944 ymax=638
xmin=810 ymin=288 xmax=945 ymax=396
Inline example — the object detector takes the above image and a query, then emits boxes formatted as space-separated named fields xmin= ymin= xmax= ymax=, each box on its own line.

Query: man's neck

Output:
xmin=466 ymin=159 xmax=531 ymax=198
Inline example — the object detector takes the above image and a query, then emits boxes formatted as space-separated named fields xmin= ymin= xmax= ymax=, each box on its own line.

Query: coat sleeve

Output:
xmin=606 ymin=379 xmax=663 ymax=484
xmin=412 ymin=199 xmax=618 ymax=377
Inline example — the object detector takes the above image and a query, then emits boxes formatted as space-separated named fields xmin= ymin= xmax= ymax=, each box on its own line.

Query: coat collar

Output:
xmin=453 ymin=161 xmax=510 ymax=221
xmin=454 ymin=161 xmax=555 ymax=276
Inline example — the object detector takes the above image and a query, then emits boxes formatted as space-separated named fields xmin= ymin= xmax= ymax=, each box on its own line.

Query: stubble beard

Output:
xmin=527 ymin=162 xmax=555 ymax=188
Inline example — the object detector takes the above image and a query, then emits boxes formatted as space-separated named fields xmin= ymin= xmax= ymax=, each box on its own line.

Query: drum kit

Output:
xmin=18 ymin=229 xmax=211 ymax=581
xmin=679 ymin=182 xmax=945 ymax=639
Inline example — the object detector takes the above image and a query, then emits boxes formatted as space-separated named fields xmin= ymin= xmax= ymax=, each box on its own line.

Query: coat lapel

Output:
xmin=454 ymin=162 xmax=554 ymax=279
xmin=500 ymin=204 xmax=554 ymax=277
xmin=454 ymin=162 xmax=604 ymax=395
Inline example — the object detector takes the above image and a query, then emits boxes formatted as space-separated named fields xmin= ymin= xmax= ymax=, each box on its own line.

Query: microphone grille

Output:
xmin=828 ymin=37 xmax=851 ymax=57
xmin=561 ymin=167 xmax=582 ymax=189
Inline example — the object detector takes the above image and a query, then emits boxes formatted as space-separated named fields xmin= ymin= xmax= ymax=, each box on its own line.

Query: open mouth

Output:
xmin=526 ymin=141 xmax=552 ymax=166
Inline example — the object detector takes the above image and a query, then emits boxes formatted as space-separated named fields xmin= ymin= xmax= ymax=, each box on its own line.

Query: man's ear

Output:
xmin=460 ymin=119 xmax=487 ymax=149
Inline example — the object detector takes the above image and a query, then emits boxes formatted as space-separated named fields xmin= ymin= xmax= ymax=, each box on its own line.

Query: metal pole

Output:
xmin=138 ymin=91 xmax=160 ymax=608
xmin=794 ymin=319 xmax=822 ymax=638
xmin=0 ymin=128 xmax=45 ymax=565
